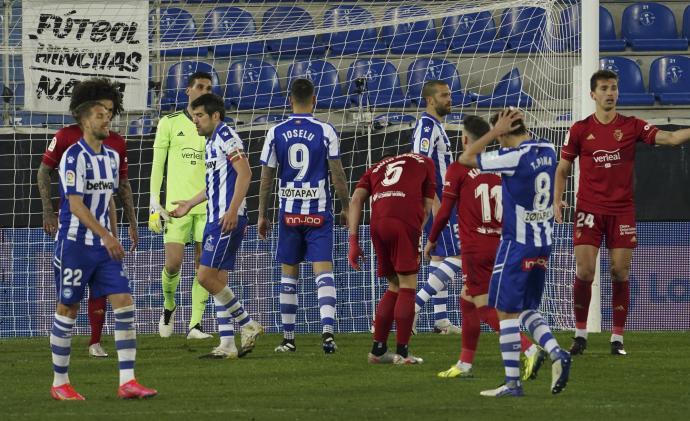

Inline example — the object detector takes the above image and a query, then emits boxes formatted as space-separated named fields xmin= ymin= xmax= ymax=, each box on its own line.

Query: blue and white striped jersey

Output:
xmin=411 ymin=112 xmax=453 ymax=199
xmin=477 ymin=139 xmax=557 ymax=247
xmin=58 ymin=139 xmax=119 ymax=246
xmin=205 ymin=122 xmax=247 ymax=222
xmin=260 ymin=114 xmax=340 ymax=215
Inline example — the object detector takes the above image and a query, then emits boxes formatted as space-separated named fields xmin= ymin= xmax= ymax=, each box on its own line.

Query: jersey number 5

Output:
xmin=475 ymin=183 xmax=503 ymax=222
xmin=381 ymin=161 xmax=405 ymax=186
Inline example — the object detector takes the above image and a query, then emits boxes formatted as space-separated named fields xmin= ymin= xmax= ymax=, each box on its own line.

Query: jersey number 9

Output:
xmin=288 ymin=144 xmax=310 ymax=181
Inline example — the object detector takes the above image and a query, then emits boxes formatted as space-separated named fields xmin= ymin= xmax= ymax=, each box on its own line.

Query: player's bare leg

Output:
xmin=570 ymin=244 xmax=599 ymax=355
xmin=159 ymin=242 xmax=184 ymax=338
xmin=188 ymin=242 xmax=211 ymax=339
xmin=276 ymin=264 xmax=299 ymax=353
xmin=51 ymin=303 xmax=85 ymax=400
xmin=369 ymin=277 xmax=399 ymax=364
xmin=609 ymin=248 xmax=633 ymax=355
xmin=313 ymin=261 xmax=337 ymax=354
xmin=393 ymin=273 xmax=423 ymax=365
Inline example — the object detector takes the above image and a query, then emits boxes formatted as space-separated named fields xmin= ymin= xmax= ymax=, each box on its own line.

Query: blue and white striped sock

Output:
xmin=280 ymin=276 xmax=298 ymax=340
xmin=432 ymin=257 xmax=461 ymax=322
xmin=214 ymin=296 xmax=235 ymax=347
xmin=214 ymin=286 xmax=251 ymax=327
xmin=499 ymin=318 xmax=522 ymax=385
xmin=114 ymin=305 xmax=136 ymax=386
xmin=415 ymin=261 xmax=441 ymax=313
xmin=520 ymin=310 xmax=561 ymax=360
xmin=51 ymin=313 xmax=75 ymax=387
xmin=316 ymin=272 xmax=336 ymax=335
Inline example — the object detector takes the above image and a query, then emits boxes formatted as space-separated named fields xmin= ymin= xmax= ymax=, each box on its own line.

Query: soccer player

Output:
xmin=555 ymin=70 xmax=690 ymax=356
xmin=429 ymin=116 xmax=546 ymax=381
xmin=410 ymin=80 xmax=461 ymax=334
xmin=170 ymin=93 xmax=263 ymax=359
xmin=458 ymin=109 xmax=571 ymax=397
xmin=257 ymin=78 xmax=350 ymax=354
xmin=348 ymin=152 xmax=435 ymax=364
xmin=50 ymin=101 xmax=156 ymax=400
xmin=150 ymin=72 xmax=214 ymax=340
xmin=37 ymin=77 xmax=137 ymax=358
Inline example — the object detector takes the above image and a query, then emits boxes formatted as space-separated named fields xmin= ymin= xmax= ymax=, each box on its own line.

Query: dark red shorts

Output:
xmin=371 ymin=218 xmax=421 ymax=278
xmin=573 ymin=208 xmax=637 ymax=249
xmin=461 ymin=252 xmax=495 ymax=297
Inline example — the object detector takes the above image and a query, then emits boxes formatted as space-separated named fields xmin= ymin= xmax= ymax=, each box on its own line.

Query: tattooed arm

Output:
xmin=117 ymin=177 xmax=139 ymax=251
xmin=257 ymin=165 xmax=276 ymax=240
xmin=37 ymin=163 xmax=58 ymax=236
xmin=328 ymin=158 xmax=350 ymax=226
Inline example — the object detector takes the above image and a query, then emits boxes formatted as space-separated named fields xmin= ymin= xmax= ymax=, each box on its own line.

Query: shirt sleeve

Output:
xmin=260 ymin=127 xmax=277 ymax=168
xmin=60 ymin=151 xmax=85 ymax=196
xmin=112 ymin=132 xmax=128 ymax=179
xmin=634 ymin=117 xmax=659 ymax=145
xmin=111 ymin=151 xmax=121 ymax=193
xmin=477 ymin=148 xmax=524 ymax=176
xmin=422 ymin=157 xmax=436 ymax=199
xmin=219 ymin=126 xmax=245 ymax=161
xmin=41 ymin=131 xmax=67 ymax=168
xmin=411 ymin=120 xmax=434 ymax=157
xmin=560 ymin=124 xmax=581 ymax=162
xmin=355 ymin=168 xmax=372 ymax=193
xmin=441 ymin=163 xmax=463 ymax=199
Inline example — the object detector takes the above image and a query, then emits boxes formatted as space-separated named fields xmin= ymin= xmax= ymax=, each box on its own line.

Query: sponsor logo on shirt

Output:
xmin=420 ymin=138 xmax=430 ymax=152
xmin=372 ymin=190 xmax=406 ymax=201
xmin=65 ymin=170 xmax=76 ymax=186
xmin=85 ymin=180 xmax=115 ymax=191
xmin=614 ymin=129 xmax=623 ymax=142
xmin=48 ymin=137 xmax=57 ymax=151
xmin=521 ymin=256 xmax=549 ymax=271
xmin=592 ymin=148 xmax=621 ymax=168
xmin=181 ymin=147 xmax=203 ymax=165
xmin=62 ymin=287 xmax=73 ymax=299
xmin=586 ymin=134 xmax=595 ymax=140
xmin=177 ymin=131 xmax=185 ymax=137
xmin=283 ymin=213 xmax=324 ymax=227
xmin=279 ymin=187 xmax=320 ymax=199
xmin=522 ymin=207 xmax=553 ymax=223
xmin=206 ymin=161 xmax=216 ymax=170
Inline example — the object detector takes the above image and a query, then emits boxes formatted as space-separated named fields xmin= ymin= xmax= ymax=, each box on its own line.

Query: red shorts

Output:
xmin=573 ymin=208 xmax=637 ymax=249
xmin=371 ymin=218 xmax=421 ymax=278
xmin=461 ymin=252 xmax=496 ymax=297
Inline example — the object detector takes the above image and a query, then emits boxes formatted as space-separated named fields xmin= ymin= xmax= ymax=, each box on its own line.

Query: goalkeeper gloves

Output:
xmin=348 ymin=234 xmax=364 ymax=271
xmin=148 ymin=199 xmax=170 ymax=234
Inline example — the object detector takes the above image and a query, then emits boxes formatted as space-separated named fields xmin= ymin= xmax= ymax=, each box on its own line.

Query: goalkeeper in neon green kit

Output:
xmin=149 ymin=72 xmax=214 ymax=339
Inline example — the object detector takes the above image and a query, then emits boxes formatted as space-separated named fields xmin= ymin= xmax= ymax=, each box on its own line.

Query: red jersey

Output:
xmin=42 ymin=124 xmax=128 ymax=179
xmin=561 ymin=113 xmax=657 ymax=214
xmin=356 ymin=153 xmax=436 ymax=230
xmin=430 ymin=162 xmax=502 ymax=254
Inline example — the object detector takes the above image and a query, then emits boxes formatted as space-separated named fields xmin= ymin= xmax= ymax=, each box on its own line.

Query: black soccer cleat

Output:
xmin=322 ymin=333 xmax=337 ymax=354
xmin=610 ymin=341 xmax=627 ymax=356
xmin=569 ymin=337 xmax=587 ymax=356
xmin=274 ymin=338 xmax=297 ymax=353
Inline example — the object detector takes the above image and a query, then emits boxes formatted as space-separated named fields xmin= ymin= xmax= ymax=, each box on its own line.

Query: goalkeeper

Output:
xmin=149 ymin=72 xmax=214 ymax=339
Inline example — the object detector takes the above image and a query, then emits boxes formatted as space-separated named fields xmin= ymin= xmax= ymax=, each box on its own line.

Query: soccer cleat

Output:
xmin=437 ymin=365 xmax=474 ymax=379
xmin=274 ymin=338 xmax=297 ymax=353
xmin=551 ymin=350 xmax=572 ymax=395
xmin=199 ymin=344 xmax=239 ymax=360
xmin=117 ymin=379 xmax=158 ymax=399
xmin=480 ymin=383 xmax=524 ymax=397
xmin=158 ymin=307 xmax=176 ymax=338
xmin=187 ymin=324 xmax=212 ymax=340
xmin=521 ymin=346 xmax=548 ymax=381
xmin=367 ymin=351 xmax=395 ymax=364
xmin=239 ymin=320 xmax=264 ymax=356
xmin=88 ymin=343 xmax=108 ymax=358
xmin=569 ymin=336 xmax=587 ymax=355
xmin=611 ymin=341 xmax=627 ymax=356
xmin=50 ymin=384 xmax=85 ymax=401
xmin=393 ymin=354 xmax=424 ymax=365
xmin=322 ymin=333 xmax=337 ymax=354
xmin=433 ymin=320 xmax=462 ymax=335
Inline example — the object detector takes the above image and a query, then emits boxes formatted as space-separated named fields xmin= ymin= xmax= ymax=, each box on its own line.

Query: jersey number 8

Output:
xmin=533 ymin=172 xmax=551 ymax=211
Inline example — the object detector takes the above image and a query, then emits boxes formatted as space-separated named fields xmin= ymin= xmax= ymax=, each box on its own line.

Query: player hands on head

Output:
xmin=36 ymin=77 xmax=134 ymax=359
xmin=257 ymin=78 xmax=350 ymax=354
xmin=458 ymin=109 xmax=571 ymax=397
xmin=170 ymin=93 xmax=264 ymax=360
xmin=348 ymin=146 xmax=436 ymax=365
xmin=50 ymin=100 xmax=156 ymax=400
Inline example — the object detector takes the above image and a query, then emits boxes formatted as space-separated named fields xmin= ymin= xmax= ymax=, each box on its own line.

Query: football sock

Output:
xmin=573 ymin=276 xmax=592 ymax=332
xmin=161 ymin=268 xmax=180 ymax=311
xmin=520 ymin=310 xmax=561 ymax=361
xmin=214 ymin=296 xmax=234 ymax=347
xmin=460 ymin=298 xmax=479 ymax=364
xmin=415 ymin=260 xmax=441 ymax=313
xmin=394 ymin=288 xmax=416 ymax=350
xmin=189 ymin=275 xmax=209 ymax=329
xmin=316 ymin=272 xmax=336 ymax=335
xmin=477 ymin=305 xmax=500 ymax=331
xmin=213 ymin=287 xmax=251 ymax=327
xmin=374 ymin=290 xmax=398 ymax=344
xmin=114 ymin=305 xmax=136 ymax=386
xmin=280 ymin=276 xmax=298 ymax=341
xmin=396 ymin=343 xmax=409 ymax=358
xmin=87 ymin=295 xmax=106 ymax=345
xmin=499 ymin=318 xmax=521 ymax=385
xmin=51 ymin=313 xmax=75 ymax=387
xmin=612 ymin=280 xmax=629 ymax=337
xmin=371 ymin=341 xmax=387 ymax=357
xmin=432 ymin=257 xmax=461 ymax=323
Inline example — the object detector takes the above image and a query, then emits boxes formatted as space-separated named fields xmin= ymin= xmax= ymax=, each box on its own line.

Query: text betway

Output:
xmin=86 ymin=180 xmax=114 ymax=190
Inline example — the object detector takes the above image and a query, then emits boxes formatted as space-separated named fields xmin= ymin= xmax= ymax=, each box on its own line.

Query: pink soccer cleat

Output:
xmin=50 ymin=384 xmax=85 ymax=401
xmin=117 ymin=379 xmax=158 ymax=399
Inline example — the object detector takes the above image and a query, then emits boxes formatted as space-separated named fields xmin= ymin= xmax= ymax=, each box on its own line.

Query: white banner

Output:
xmin=22 ymin=0 xmax=149 ymax=112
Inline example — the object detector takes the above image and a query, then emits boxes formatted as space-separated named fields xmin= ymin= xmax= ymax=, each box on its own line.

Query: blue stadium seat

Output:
xmin=127 ymin=115 xmax=156 ymax=136
xmin=381 ymin=5 xmax=447 ymax=54
xmin=12 ymin=112 xmax=71 ymax=129
xmin=622 ymin=3 xmax=688 ymax=51
xmin=472 ymin=68 xmax=533 ymax=108
xmin=252 ymin=114 xmax=287 ymax=125
xmin=560 ymin=5 xmax=628 ymax=52
xmin=599 ymin=57 xmax=654 ymax=106
xmin=445 ymin=112 xmax=466 ymax=124
xmin=203 ymin=7 xmax=264 ymax=57
xmin=287 ymin=60 xmax=348 ymax=109
xmin=684 ymin=5 xmax=690 ymax=43
xmin=373 ymin=113 xmax=416 ymax=130
xmin=498 ymin=7 xmax=546 ymax=53
xmin=405 ymin=58 xmax=471 ymax=106
xmin=157 ymin=8 xmax=205 ymax=57
xmin=161 ymin=61 xmax=222 ymax=111
xmin=346 ymin=59 xmax=409 ymax=108
xmin=322 ymin=6 xmax=387 ymax=55
xmin=599 ymin=6 xmax=626 ymax=52
xmin=649 ymin=55 xmax=690 ymax=105
xmin=11 ymin=82 xmax=24 ymax=107
xmin=441 ymin=9 xmax=507 ymax=54
xmin=226 ymin=60 xmax=287 ymax=110
xmin=262 ymin=6 xmax=325 ymax=56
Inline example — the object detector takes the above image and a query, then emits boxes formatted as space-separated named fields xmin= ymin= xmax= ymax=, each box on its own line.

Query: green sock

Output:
xmin=162 ymin=269 xmax=180 ymax=311
xmin=189 ymin=275 xmax=209 ymax=328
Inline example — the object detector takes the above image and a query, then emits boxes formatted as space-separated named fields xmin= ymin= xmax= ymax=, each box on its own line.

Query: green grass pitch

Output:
xmin=1 ymin=332 xmax=689 ymax=420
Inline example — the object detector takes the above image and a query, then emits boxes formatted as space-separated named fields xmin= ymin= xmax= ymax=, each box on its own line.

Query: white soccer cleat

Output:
xmin=187 ymin=325 xmax=212 ymax=340
xmin=433 ymin=319 xmax=462 ymax=335
xmin=480 ymin=383 xmax=524 ymax=397
xmin=88 ymin=343 xmax=108 ymax=358
xmin=239 ymin=320 xmax=264 ymax=355
xmin=199 ymin=344 xmax=239 ymax=360
xmin=367 ymin=351 xmax=396 ymax=364
xmin=158 ymin=307 xmax=176 ymax=338
xmin=393 ymin=354 xmax=424 ymax=365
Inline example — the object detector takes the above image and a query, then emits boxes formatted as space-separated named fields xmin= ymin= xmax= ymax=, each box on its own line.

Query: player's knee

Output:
xmin=575 ymin=265 xmax=596 ymax=282
xmin=610 ymin=265 xmax=630 ymax=282
xmin=164 ymin=261 xmax=182 ymax=275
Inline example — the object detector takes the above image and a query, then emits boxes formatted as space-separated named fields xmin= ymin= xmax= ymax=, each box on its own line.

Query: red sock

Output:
xmin=460 ymin=299 xmax=479 ymax=364
xmin=477 ymin=306 xmax=500 ymax=332
xmin=611 ymin=280 xmax=629 ymax=335
xmin=394 ymin=288 xmax=416 ymax=346
xmin=519 ymin=333 xmax=534 ymax=352
xmin=573 ymin=276 xmax=592 ymax=330
xmin=374 ymin=290 xmax=398 ymax=343
xmin=88 ymin=296 xmax=107 ymax=345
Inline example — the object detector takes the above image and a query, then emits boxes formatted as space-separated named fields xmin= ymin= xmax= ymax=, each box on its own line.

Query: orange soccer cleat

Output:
xmin=50 ymin=383 xmax=85 ymax=401
xmin=117 ymin=379 xmax=158 ymax=399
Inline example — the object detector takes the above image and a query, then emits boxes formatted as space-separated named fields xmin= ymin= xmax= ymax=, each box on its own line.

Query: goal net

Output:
xmin=0 ymin=0 xmax=581 ymax=337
